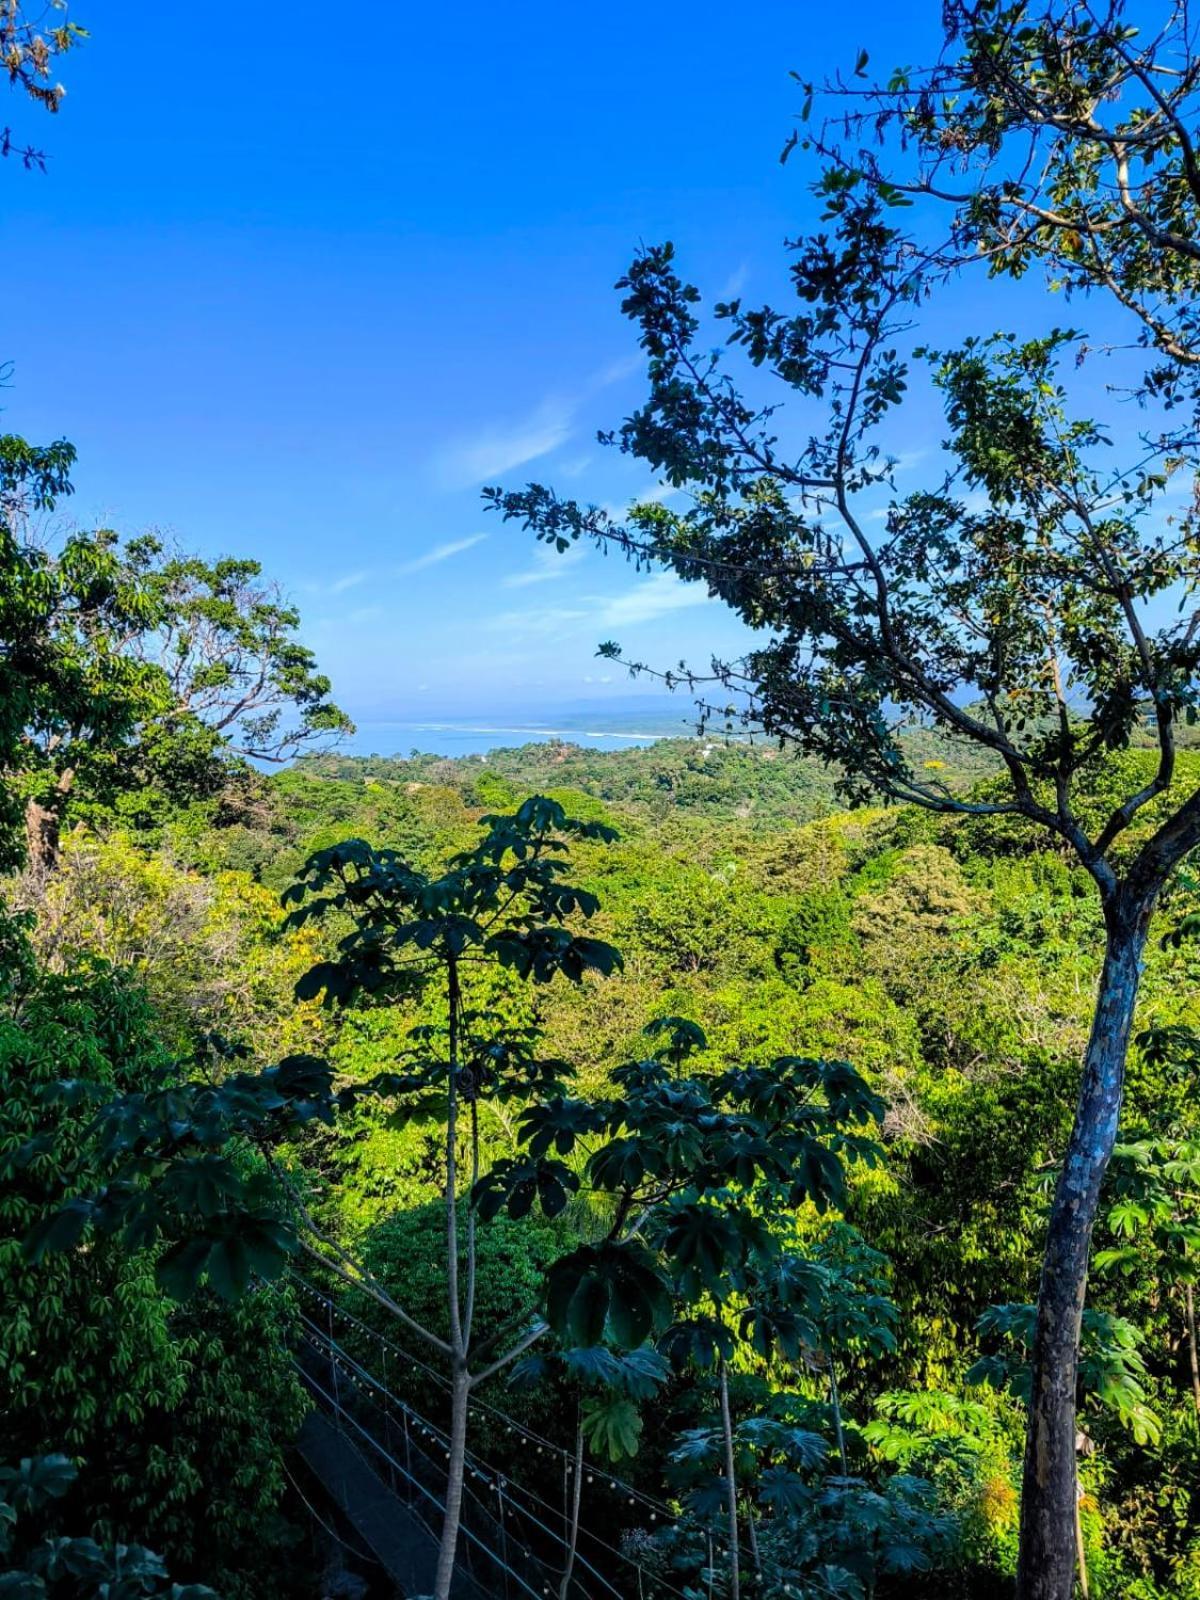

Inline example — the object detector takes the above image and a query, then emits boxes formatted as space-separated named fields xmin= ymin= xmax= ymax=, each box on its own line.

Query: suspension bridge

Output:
xmin=288 ymin=1274 xmax=702 ymax=1600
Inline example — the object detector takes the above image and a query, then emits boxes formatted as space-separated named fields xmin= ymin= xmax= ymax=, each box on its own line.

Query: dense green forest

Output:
xmin=9 ymin=733 xmax=1200 ymax=1597
xmin=293 ymin=732 xmax=1000 ymax=833
xmin=10 ymin=3 xmax=1200 ymax=1600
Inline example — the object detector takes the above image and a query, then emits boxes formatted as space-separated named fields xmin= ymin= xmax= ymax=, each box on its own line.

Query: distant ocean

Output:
xmin=339 ymin=708 xmax=729 ymax=759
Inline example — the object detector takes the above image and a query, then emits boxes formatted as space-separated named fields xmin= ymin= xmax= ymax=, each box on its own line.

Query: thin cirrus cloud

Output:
xmin=434 ymin=355 xmax=643 ymax=492
xmin=492 ymin=571 xmax=713 ymax=636
xmin=395 ymin=533 xmax=488 ymax=576
xmin=719 ymin=260 xmax=751 ymax=299
xmin=434 ymin=399 xmax=575 ymax=490
xmin=502 ymin=542 xmax=586 ymax=589
xmin=330 ymin=569 xmax=370 ymax=595
xmin=599 ymin=571 xmax=713 ymax=627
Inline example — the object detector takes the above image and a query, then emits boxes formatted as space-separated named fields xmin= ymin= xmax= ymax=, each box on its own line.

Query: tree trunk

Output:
xmin=434 ymin=959 xmax=468 ymax=1600
xmin=1016 ymin=898 xmax=1152 ymax=1600
xmin=433 ymin=1361 xmax=471 ymax=1600
xmin=24 ymin=789 xmax=66 ymax=880
xmin=828 ymin=1359 xmax=848 ymax=1478
xmin=23 ymin=766 xmax=75 ymax=881
xmin=717 ymin=1359 xmax=740 ymax=1600
xmin=1185 ymin=1282 xmax=1200 ymax=1420
xmin=1074 ymin=1482 xmax=1090 ymax=1600
xmin=746 ymin=1503 xmax=763 ymax=1587
xmin=559 ymin=1408 xmax=584 ymax=1600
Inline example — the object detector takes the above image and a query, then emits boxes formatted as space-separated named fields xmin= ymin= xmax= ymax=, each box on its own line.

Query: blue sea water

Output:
xmin=341 ymin=715 xmax=694 ymax=758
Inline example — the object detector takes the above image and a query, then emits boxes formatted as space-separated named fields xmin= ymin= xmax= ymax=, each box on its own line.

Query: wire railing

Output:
xmin=292 ymin=1270 xmax=768 ymax=1598
xmin=300 ymin=1309 xmax=691 ymax=1600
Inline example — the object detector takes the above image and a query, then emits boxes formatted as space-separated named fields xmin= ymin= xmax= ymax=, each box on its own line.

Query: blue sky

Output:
xmin=2 ymin=2 xmax=955 ymax=733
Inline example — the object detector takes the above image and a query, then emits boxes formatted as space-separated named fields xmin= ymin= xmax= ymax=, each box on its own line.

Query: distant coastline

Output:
xmin=337 ymin=710 xmax=740 ymax=758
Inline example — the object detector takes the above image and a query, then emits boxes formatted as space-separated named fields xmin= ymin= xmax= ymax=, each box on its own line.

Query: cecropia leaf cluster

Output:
xmin=482 ymin=1019 xmax=884 ymax=1350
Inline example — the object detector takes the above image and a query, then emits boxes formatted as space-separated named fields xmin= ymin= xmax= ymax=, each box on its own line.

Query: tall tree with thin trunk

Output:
xmin=279 ymin=798 xmax=623 ymax=1600
xmin=25 ymin=798 xmax=624 ymax=1600
xmin=487 ymin=7 xmax=1200 ymax=1593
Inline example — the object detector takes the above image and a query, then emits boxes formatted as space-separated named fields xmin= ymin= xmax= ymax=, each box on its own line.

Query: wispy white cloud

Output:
xmin=491 ymin=571 xmax=713 ymax=638
xmin=397 ymin=533 xmax=488 ymax=575
xmin=890 ymin=448 xmax=931 ymax=477
xmin=720 ymin=260 xmax=750 ymax=299
xmin=489 ymin=602 xmax=590 ymax=637
xmin=591 ymin=352 xmax=642 ymax=389
xmin=503 ymin=542 xmax=586 ymax=589
xmin=331 ymin=569 xmax=370 ymax=595
xmin=435 ymin=401 xmax=575 ymax=490
xmin=434 ymin=352 xmax=644 ymax=493
xmin=598 ymin=572 xmax=712 ymax=627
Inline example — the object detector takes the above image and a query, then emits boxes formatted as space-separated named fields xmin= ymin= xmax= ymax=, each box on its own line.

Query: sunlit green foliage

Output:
xmin=0 ymin=962 xmax=306 ymax=1596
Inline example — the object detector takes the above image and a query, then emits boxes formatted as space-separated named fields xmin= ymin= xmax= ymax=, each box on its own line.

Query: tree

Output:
xmin=128 ymin=538 xmax=354 ymax=768
xmin=509 ymin=1342 xmax=669 ymax=1600
xmin=485 ymin=6 xmax=1200 ymax=1593
xmin=279 ymin=796 xmax=624 ymax=1600
xmin=26 ymin=798 xmax=623 ymax=1600
xmin=0 ymin=451 xmax=352 ymax=876
xmin=28 ymin=802 xmax=887 ymax=1600
xmin=0 ymin=438 xmax=163 ymax=878
xmin=495 ymin=1016 xmax=886 ymax=1600
xmin=1 ymin=2 xmax=88 ymax=171
xmin=657 ymin=1222 xmax=955 ymax=1600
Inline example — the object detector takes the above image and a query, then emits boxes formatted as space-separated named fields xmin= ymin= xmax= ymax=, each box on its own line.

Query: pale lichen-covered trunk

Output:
xmin=558 ymin=1409 xmax=584 ymax=1600
xmin=1185 ymin=1283 xmax=1200 ymax=1417
xmin=434 ymin=959 xmax=469 ymax=1600
xmin=718 ymin=1359 xmax=740 ymax=1600
xmin=433 ymin=1362 xmax=471 ymax=1600
xmin=1017 ymin=895 xmax=1153 ymax=1600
